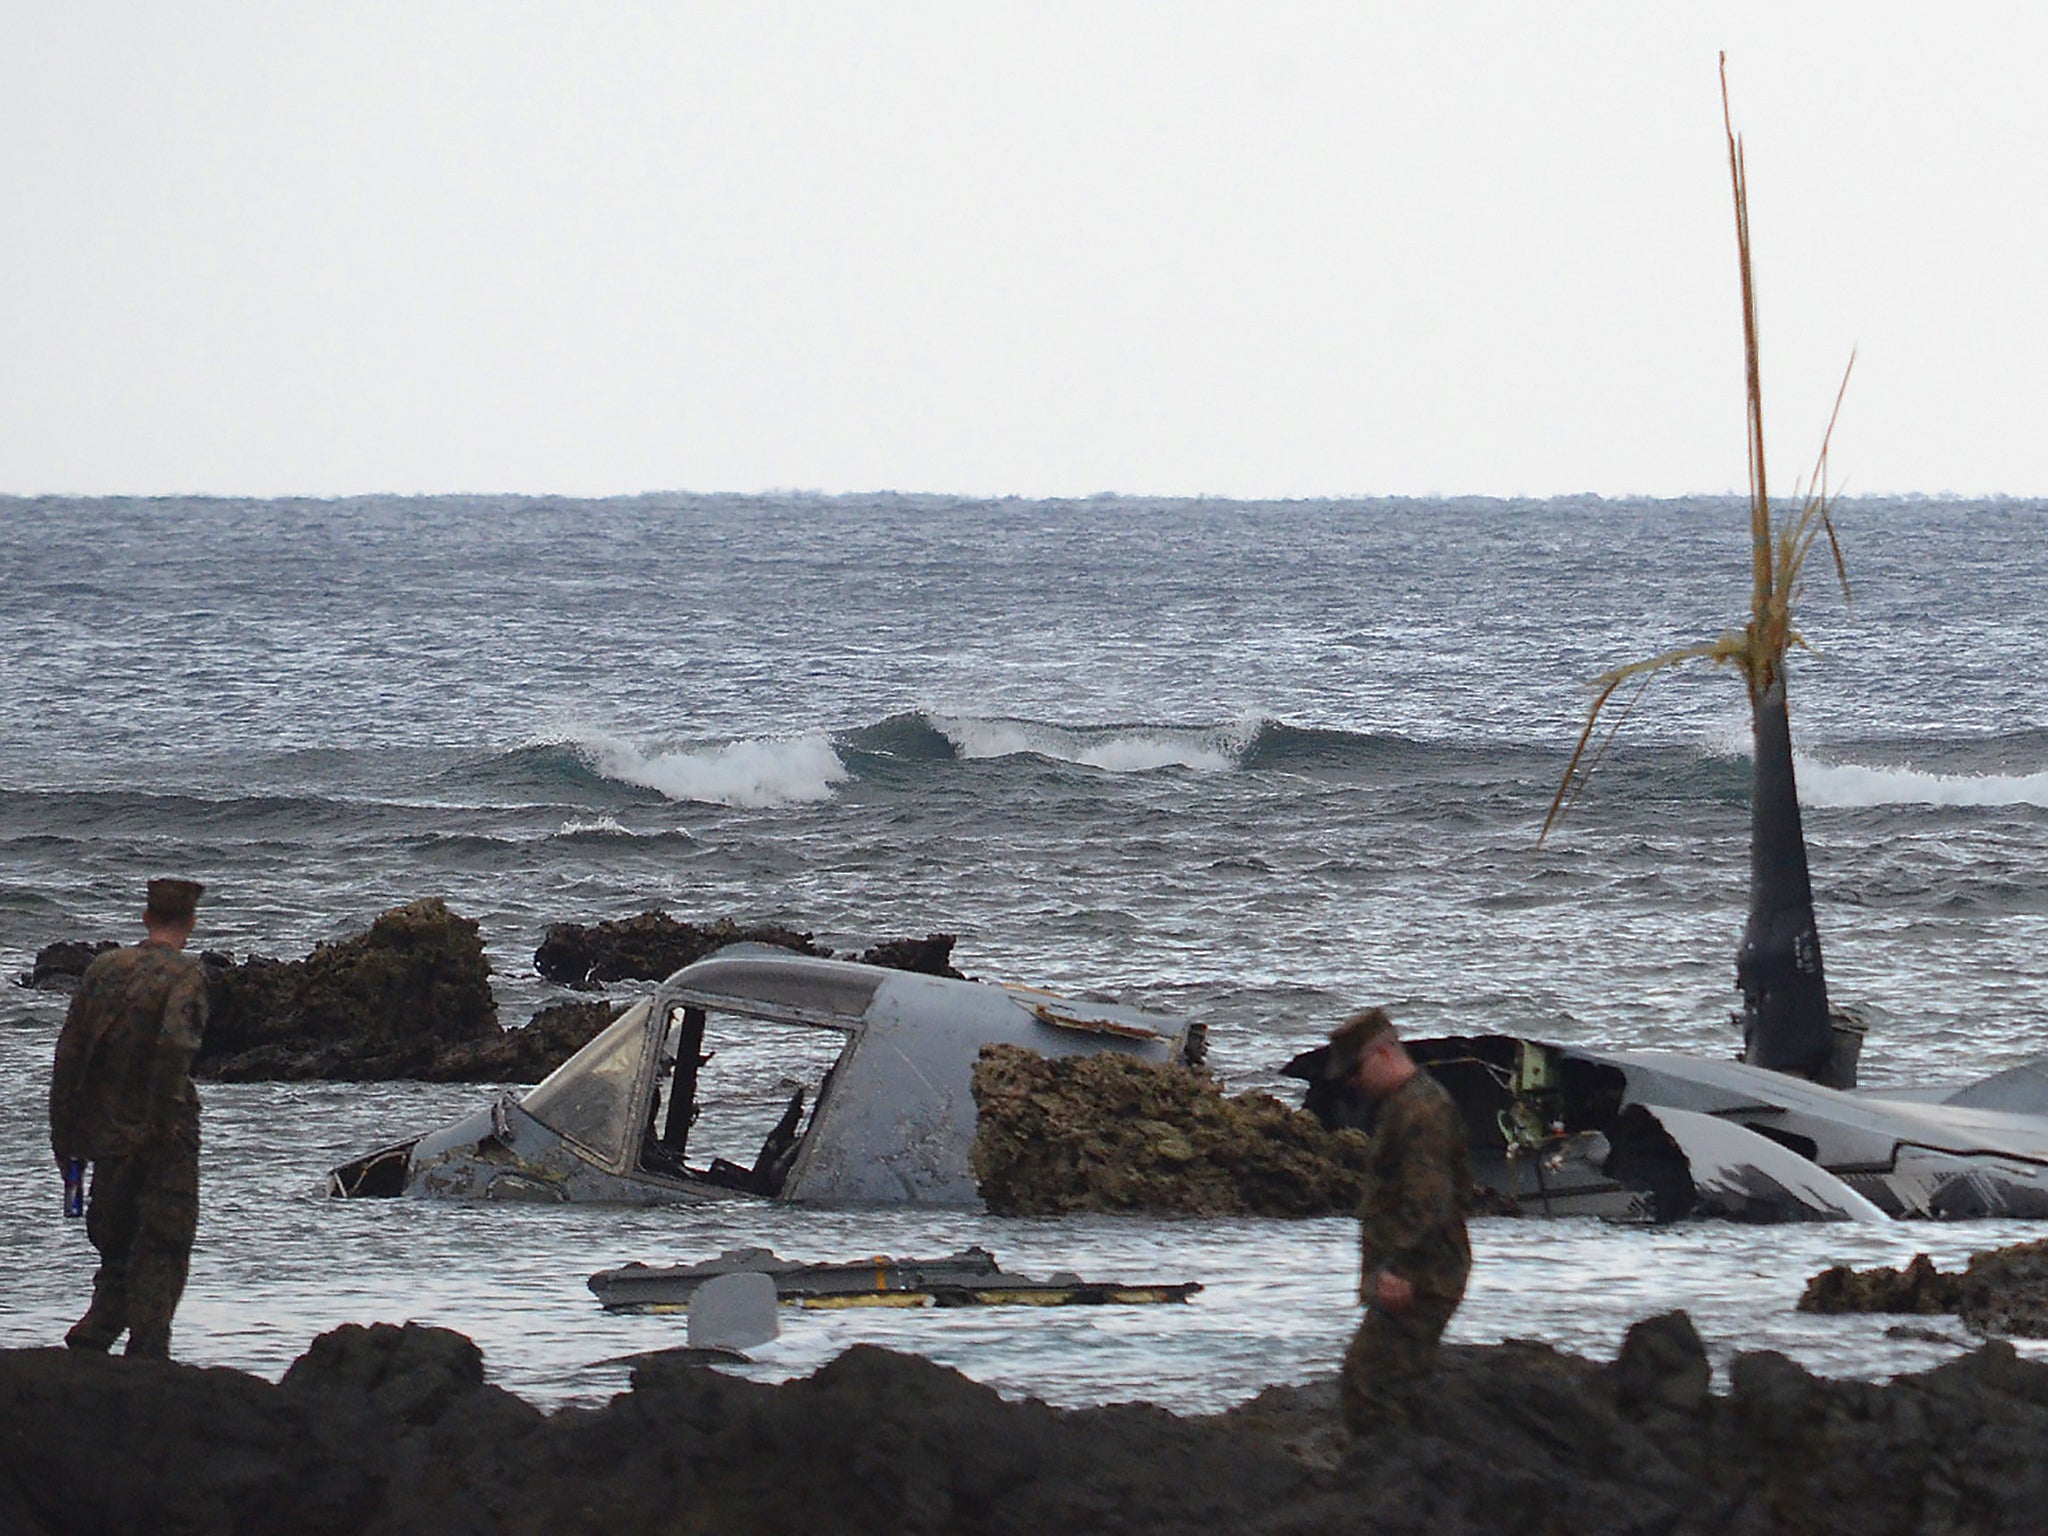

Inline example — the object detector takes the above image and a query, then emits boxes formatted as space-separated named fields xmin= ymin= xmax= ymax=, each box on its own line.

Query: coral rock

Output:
xmin=1798 ymin=1252 xmax=1962 ymax=1315
xmin=533 ymin=911 xmax=826 ymax=988
xmin=969 ymin=1043 xmax=1372 ymax=1217
xmin=196 ymin=898 xmax=499 ymax=1080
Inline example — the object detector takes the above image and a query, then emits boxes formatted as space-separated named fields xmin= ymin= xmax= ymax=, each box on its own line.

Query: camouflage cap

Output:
xmin=1324 ymin=1006 xmax=1397 ymax=1080
xmin=145 ymin=877 xmax=205 ymax=921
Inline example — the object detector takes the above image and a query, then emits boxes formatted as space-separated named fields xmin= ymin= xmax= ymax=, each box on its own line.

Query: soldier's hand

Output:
xmin=1372 ymin=1270 xmax=1416 ymax=1312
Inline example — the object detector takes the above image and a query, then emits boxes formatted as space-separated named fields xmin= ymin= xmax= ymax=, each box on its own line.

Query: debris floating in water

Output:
xmin=587 ymin=1246 xmax=1202 ymax=1312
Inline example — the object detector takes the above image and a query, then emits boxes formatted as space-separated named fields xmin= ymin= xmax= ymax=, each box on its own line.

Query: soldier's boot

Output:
xmin=122 ymin=1249 xmax=190 ymax=1359
xmin=123 ymin=1323 xmax=171 ymax=1359
xmin=122 ymin=1269 xmax=179 ymax=1358
xmin=65 ymin=1268 xmax=128 ymax=1352
xmin=64 ymin=1317 xmax=121 ymax=1352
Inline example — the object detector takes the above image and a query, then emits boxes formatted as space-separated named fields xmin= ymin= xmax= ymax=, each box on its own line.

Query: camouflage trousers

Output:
xmin=1340 ymin=1283 xmax=1466 ymax=1436
xmin=66 ymin=1127 xmax=199 ymax=1360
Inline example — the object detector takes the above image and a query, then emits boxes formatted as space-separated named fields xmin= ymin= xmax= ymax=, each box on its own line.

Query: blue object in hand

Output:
xmin=62 ymin=1159 xmax=84 ymax=1219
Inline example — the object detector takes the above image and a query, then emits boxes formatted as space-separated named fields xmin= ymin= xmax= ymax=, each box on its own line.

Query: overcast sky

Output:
xmin=5 ymin=4 xmax=2043 ymax=499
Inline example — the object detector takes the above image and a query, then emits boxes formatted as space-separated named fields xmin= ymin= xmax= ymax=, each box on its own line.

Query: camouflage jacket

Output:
xmin=49 ymin=941 xmax=208 ymax=1161
xmin=1356 ymin=1069 xmax=1472 ymax=1304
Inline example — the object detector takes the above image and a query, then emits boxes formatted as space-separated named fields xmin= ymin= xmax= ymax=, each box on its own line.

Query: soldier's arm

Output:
xmin=142 ymin=966 xmax=208 ymax=1131
xmin=1359 ymin=1102 xmax=1422 ymax=1302
xmin=1356 ymin=1104 xmax=1410 ymax=1297
xmin=1377 ymin=1103 xmax=1466 ymax=1273
xmin=48 ymin=989 xmax=94 ymax=1161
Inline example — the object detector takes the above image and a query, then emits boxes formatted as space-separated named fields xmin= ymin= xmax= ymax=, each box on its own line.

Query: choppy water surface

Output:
xmin=2 ymin=494 xmax=2044 ymax=1407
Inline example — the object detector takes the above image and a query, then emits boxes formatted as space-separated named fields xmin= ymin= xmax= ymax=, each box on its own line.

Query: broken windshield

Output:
xmin=521 ymin=998 xmax=653 ymax=1168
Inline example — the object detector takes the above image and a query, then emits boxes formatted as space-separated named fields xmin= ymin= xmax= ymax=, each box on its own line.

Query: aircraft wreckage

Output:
xmin=328 ymin=931 xmax=2048 ymax=1222
xmin=1285 ymin=1033 xmax=2048 ymax=1225
xmin=588 ymin=1247 xmax=1201 ymax=1311
xmin=1279 ymin=65 xmax=2048 ymax=1228
xmin=330 ymin=944 xmax=1196 ymax=1206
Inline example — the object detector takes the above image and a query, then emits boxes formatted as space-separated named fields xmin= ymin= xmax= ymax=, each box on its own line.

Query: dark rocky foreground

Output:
xmin=7 ymin=1314 xmax=2048 ymax=1535
xmin=18 ymin=904 xmax=970 ymax=1083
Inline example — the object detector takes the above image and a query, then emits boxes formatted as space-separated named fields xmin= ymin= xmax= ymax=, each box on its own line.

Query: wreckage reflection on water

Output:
xmin=1289 ymin=1033 xmax=2048 ymax=1225
xmin=331 ymin=945 xmax=1196 ymax=1206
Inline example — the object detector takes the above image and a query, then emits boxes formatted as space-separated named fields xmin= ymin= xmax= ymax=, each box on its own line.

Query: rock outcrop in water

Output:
xmin=14 ymin=939 xmax=117 ymax=991
xmin=850 ymin=932 xmax=967 ymax=979
xmin=23 ymin=901 xmax=588 ymax=1083
xmin=1799 ymin=1253 xmax=1962 ymax=1316
xmin=194 ymin=898 xmax=503 ymax=1081
xmin=970 ymin=1043 xmax=1373 ymax=1216
xmin=9 ymin=1312 xmax=2048 ymax=1534
xmin=533 ymin=911 xmax=831 ymax=988
xmin=411 ymin=998 xmax=624 ymax=1084
xmin=1800 ymin=1239 xmax=2048 ymax=1337
xmin=531 ymin=910 xmax=970 ymax=988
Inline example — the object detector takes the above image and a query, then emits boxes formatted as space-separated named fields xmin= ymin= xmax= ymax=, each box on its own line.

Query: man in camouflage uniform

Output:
xmin=49 ymin=877 xmax=209 ymax=1358
xmin=1330 ymin=1006 xmax=1471 ymax=1433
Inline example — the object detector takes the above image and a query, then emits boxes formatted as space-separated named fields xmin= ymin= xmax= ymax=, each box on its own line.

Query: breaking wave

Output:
xmin=451 ymin=742 xmax=634 ymax=796
xmin=517 ymin=713 xmax=1535 ymax=804
xmin=1797 ymin=758 xmax=2048 ymax=810
xmin=558 ymin=731 xmax=849 ymax=809
xmin=1688 ymin=725 xmax=2048 ymax=810
xmin=556 ymin=815 xmax=633 ymax=837
xmin=1236 ymin=722 xmax=1445 ymax=772
xmin=931 ymin=715 xmax=1255 ymax=773
xmin=842 ymin=713 xmax=1445 ymax=775
xmin=836 ymin=712 xmax=958 ymax=761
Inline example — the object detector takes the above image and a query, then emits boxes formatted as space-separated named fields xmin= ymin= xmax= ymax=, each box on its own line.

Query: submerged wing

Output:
xmin=1635 ymin=1105 xmax=1889 ymax=1223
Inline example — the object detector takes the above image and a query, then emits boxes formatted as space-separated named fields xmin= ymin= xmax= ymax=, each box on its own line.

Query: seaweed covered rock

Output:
xmin=969 ymin=1043 xmax=1372 ymax=1216
xmin=1799 ymin=1240 xmax=2048 ymax=1337
xmin=15 ymin=938 xmax=118 ymax=991
xmin=1958 ymin=1239 xmax=2048 ymax=1337
xmin=197 ymin=899 xmax=499 ymax=1080
xmin=533 ymin=911 xmax=828 ymax=988
xmin=533 ymin=911 xmax=970 ymax=987
xmin=853 ymin=933 xmax=966 ymax=979
xmin=418 ymin=998 xmax=623 ymax=1084
xmin=1799 ymin=1252 xmax=1962 ymax=1316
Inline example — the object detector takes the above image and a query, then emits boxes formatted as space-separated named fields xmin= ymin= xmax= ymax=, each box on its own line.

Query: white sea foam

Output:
xmin=1689 ymin=718 xmax=2048 ymax=810
xmin=556 ymin=814 xmax=633 ymax=837
xmin=571 ymin=730 xmax=848 ymax=808
xmin=1703 ymin=714 xmax=1754 ymax=760
xmin=931 ymin=715 xmax=1254 ymax=774
xmin=1797 ymin=757 xmax=2048 ymax=810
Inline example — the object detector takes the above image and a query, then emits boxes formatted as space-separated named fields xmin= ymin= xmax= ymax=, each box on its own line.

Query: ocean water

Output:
xmin=3 ymin=492 xmax=2045 ymax=1409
